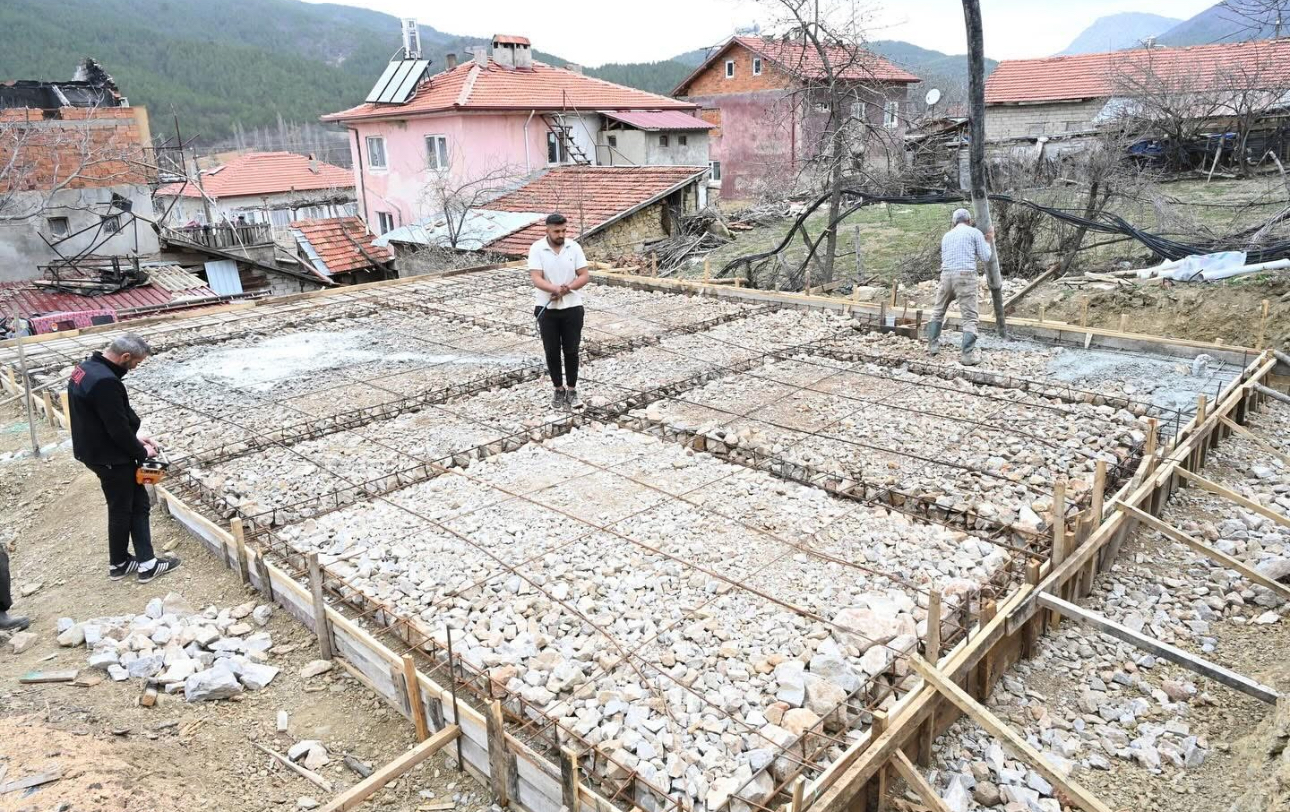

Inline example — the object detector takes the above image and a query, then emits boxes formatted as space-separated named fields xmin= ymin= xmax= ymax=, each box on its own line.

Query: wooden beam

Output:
xmin=307 ymin=552 xmax=335 ymax=659
xmin=1219 ymin=416 xmax=1290 ymax=466
xmin=1037 ymin=592 xmax=1279 ymax=704
xmin=231 ymin=518 xmax=250 ymax=586
xmin=1254 ymin=382 xmax=1290 ymax=405
xmin=1119 ymin=504 xmax=1290 ymax=600
xmin=0 ymin=769 xmax=62 ymax=795
xmin=1175 ymin=468 xmax=1290 ymax=530
xmin=318 ymin=725 xmax=460 ymax=812
xmin=791 ymin=776 xmax=806 ymax=812
xmin=487 ymin=700 xmax=511 ymax=806
xmin=908 ymin=657 xmax=1114 ymax=812
xmin=403 ymin=655 xmax=430 ymax=742
xmin=865 ymin=710 xmax=888 ymax=808
xmin=891 ymin=750 xmax=951 ymax=812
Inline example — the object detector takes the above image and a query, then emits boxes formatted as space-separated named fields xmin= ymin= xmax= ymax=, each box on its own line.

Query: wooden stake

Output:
xmin=864 ymin=710 xmax=888 ymax=808
xmin=487 ymin=700 xmax=511 ymax=806
xmin=306 ymin=552 xmax=334 ymax=660
xmin=230 ymin=518 xmax=249 ymax=586
xmin=1118 ymin=312 xmax=1128 ymax=333
xmin=1080 ymin=297 xmax=1089 ymax=327
xmin=976 ymin=599 xmax=997 ymax=698
xmin=909 ymin=657 xmax=1114 ymax=812
xmin=1257 ymin=298 xmax=1270 ymax=349
xmin=561 ymin=747 xmax=581 ymax=812
xmin=791 ymin=775 xmax=806 ymax=812
xmin=403 ymin=654 xmax=430 ymax=742
xmin=1196 ymin=394 xmax=1207 ymax=425
xmin=1176 ymin=468 xmax=1290 ymax=530
xmin=1121 ymin=504 xmax=1290 ymax=597
xmin=925 ymin=590 xmax=942 ymax=663
xmin=1091 ymin=460 xmax=1107 ymax=522
xmin=1038 ymin=304 xmax=1045 ymax=323
xmin=40 ymin=390 xmax=56 ymax=427
xmin=892 ymin=750 xmax=951 ymax=812
xmin=317 ymin=726 xmax=459 ymax=812
xmin=1048 ymin=479 xmax=1067 ymax=628
xmin=1022 ymin=559 xmax=1041 ymax=659
xmin=1038 ymin=592 xmax=1279 ymax=704
xmin=703 ymin=257 xmax=711 ymax=283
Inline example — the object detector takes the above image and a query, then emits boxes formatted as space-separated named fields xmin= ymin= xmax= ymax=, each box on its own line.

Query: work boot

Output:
xmin=960 ymin=333 xmax=981 ymax=367
xmin=551 ymin=389 xmax=567 ymax=410
xmin=0 ymin=611 xmax=31 ymax=632
xmin=926 ymin=321 xmax=943 ymax=356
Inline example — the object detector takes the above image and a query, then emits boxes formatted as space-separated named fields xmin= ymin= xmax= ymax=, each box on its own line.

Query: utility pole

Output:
xmin=962 ymin=0 xmax=1007 ymax=337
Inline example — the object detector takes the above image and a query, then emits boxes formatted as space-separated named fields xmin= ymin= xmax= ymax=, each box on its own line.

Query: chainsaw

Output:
xmin=136 ymin=449 xmax=170 ymax=486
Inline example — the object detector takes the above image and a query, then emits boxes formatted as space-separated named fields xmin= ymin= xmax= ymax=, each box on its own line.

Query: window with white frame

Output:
xmin=725 ymin=60 xmax=735 ymax=78
xmin=883 ymin=101 xmax=899 ymax=129
xmin=709 ymin=160 xmax=722 ymax=181
xmin=850 ymin=101 xmax=867 ymax=123
xmin=376 ymin=211 xmax=395 ymax=234
xmin=426 ymin=135 xmax=449 ymax=170
xmin=366 ymin=136 xmax=388 ymax=170
xmin=752 ymin=57 xmax=762 ymax=76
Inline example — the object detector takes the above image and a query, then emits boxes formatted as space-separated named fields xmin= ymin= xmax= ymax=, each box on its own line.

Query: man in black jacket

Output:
xmin=69 ymin=334 xmax=179 ymax=583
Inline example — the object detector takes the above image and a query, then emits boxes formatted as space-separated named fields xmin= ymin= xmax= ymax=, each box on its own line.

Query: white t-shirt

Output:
xmin=527 ymin=237 xmax=587 ymax=309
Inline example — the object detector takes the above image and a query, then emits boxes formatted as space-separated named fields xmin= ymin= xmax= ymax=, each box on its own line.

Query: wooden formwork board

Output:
xmin=156 ymin=485 xmax=629 ymax=812
xmin=808 ymin=349 xmax=1277 ymax=812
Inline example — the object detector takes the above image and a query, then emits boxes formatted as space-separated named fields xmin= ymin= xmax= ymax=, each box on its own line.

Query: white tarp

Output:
xmin=1133 ymin=251 xmax=1290 ymax=282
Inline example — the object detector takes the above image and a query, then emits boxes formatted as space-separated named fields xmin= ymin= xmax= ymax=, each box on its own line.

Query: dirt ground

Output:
xmin=1013 ymin=274 xmax=1290 ymax=351
xmin=0 ymin=405 xmax=493 ymax=812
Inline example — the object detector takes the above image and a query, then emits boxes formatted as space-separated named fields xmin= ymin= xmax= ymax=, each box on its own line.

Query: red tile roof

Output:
xmin=986 ymin=39 xmax=1290 ymax=104
xmin=155 ymin=152 xmax=354 ymax=199
xmin=290 ymin=216 xmax=391 ymax=276
xmin=482 ymin=165 xmax=706 ymax=256
xmin=323 ymin=61 xmax=696 ymax=123
xmin=674 ymin=36 xmax=920 ymax=94
xmin=493 ymin=35 xmax=530 ymax=45
xmin=601 ymin=110 xmax=715 ymax=131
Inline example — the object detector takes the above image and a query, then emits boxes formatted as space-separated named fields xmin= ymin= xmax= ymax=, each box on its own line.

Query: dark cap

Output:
xmin=545 ymin=212 xmax=567 ymax=226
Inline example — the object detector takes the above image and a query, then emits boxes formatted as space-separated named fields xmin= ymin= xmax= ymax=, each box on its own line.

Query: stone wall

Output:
xmin=985 ymin=100 xmax=1106 ymax=141
xmin=581 ymin=203 xmax=668 ymax=257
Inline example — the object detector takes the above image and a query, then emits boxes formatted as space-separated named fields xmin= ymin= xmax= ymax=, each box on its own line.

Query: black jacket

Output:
xmin=68 ymin=352 xmax=149 ymax=467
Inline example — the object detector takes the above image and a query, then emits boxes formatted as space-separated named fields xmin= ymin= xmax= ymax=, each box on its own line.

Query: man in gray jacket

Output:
xmin=927 ymin=208 xmax=994 ymax=366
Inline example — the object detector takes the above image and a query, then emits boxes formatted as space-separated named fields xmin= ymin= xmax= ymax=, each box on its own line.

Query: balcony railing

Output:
xmin=162 ymin=222 xmax=274 ymax=250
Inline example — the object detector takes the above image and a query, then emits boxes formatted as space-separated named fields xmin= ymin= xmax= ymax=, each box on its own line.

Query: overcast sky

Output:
xmin=309 ymin=0 xmax=1220 ymax=66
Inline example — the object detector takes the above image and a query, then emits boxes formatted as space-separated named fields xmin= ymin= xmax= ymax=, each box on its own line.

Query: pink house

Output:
xmin=322 ymin=32 xmax=714 ymax=234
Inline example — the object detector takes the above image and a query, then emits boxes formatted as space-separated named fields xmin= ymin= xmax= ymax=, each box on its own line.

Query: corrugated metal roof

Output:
xmin=143 ymin=264 xmax=206 ymax=291
xmin=374 ymin=210 xmax=544 ymax=252
xmin=0 ymin=280 xmax=219 ymax=320
xmin=600 ymin=110 xmax=716 ymax=131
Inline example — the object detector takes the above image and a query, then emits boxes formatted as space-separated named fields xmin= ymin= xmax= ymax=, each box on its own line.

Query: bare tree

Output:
xmin=418 ymin=156 xmax=526 ymax=251
xmin=1110 ymin=47 xmax=1229 ymax=173
xmin=1219 ymin=0 xmax=1290 ymax=38
xmin=0 ymin=104 xmax=148 ymax=223
xmin=752 ymin=0 xmax=906 ymax=286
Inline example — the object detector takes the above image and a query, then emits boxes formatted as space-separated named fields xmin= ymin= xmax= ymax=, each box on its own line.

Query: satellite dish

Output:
xmin=925 ymin=88 xmax=942 ymax=107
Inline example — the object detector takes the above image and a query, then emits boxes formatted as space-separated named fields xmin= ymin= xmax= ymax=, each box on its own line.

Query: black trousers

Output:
xmin=87 ymin=464 xmax=154 ymax=565
xmin=0 ymin=545 xmax=10 ymax=612
xmin=535 ymin=305 xmax=584 ymax=388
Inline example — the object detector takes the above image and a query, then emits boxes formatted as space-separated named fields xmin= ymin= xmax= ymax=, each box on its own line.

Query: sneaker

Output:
xmin=551 ymin=389 xmax=567 ymax=409
xmin=566 ymin=388 xmax=583 ymax=410
xmin=0 ymin=611 xmax=30 ymax=632
xmin=109 ymin=557 xmax=139 ymax=581
xmin=137 ymin=556 xmax=181 ymax=583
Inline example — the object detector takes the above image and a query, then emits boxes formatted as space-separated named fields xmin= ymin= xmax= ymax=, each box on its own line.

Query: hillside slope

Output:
xmin=1058 ymin=12 xmax=1182 ymax=54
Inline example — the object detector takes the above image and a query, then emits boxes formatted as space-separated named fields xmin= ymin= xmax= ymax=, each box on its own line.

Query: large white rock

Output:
xmin=240 ymin=662 xmax=280 ymax=690
xmin=184 ymin=667 xmax=244 ymax=702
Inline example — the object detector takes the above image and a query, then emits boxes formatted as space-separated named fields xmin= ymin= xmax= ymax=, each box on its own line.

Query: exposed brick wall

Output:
xmin=0 ymin=106 xmax=152 ymax=193
xmin=682 ymin=43 xmax=795 ymax=97
xmin=699 ymin=107 xmax=723 ymax=138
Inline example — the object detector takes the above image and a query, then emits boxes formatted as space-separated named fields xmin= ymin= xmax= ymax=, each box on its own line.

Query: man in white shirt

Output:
xmin=528 ymin=213 xmax=590 ymax=409
xmin=928 ymin=208 xmax=994 ymax=366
